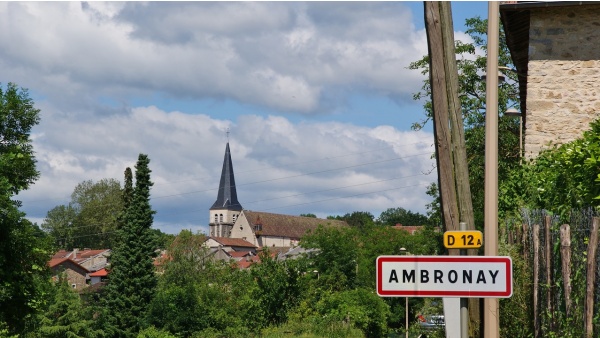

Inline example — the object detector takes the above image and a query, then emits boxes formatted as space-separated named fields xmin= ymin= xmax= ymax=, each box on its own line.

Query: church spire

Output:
xmin=211 ymin=142 xmax=243 ymax=211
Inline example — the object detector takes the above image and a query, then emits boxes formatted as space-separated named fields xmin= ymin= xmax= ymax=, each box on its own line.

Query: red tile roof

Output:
xmin=48 ymin=258 xmax=90 ymax=273
xmin=235 ymin=255 xmax=261 ymax=269
xmin=52 ymin=249 xmax=110 ymax=263
xmin=244 ymin=211 xmax=348 ymax=239
xmin=89 ymin=268 xmax=108 ymax=277
xmin=209 ymin=237 xmax=256 ymax=248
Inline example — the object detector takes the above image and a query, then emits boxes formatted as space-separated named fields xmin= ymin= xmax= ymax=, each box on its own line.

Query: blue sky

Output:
xmin=2 ymin=2 xmax=490 ymax=234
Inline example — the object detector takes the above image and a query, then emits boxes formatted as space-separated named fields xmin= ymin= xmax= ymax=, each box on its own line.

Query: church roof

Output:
xmin=211 ymin=142 xmax=243 ymax=211
xmin=244 ymin=211 xmax=348 ymax=240
xmin=209 ymin=236 xmax=256 ymax=248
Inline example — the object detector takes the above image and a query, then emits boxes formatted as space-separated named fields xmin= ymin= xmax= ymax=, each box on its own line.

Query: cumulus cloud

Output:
xmin=0 ymin=2 xmax=428 ymax=114
xmin=20 ymin=105 xmax=435 ymax=234
xmin=0 ymin=2 xmax=449 ymax=234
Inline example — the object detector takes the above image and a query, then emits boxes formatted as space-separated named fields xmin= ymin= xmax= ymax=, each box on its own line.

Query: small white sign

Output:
xmin=376 ymin=256 xmax=512 ymax=298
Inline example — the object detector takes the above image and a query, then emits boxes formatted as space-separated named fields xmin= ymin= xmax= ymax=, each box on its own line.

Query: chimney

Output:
xmin=72 ymin=248 xmax=78 ymax=259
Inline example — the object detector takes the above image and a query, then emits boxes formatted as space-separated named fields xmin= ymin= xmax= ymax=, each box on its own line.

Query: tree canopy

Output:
xmin=0 ymin=83 xmax=53 ymax=334
xmin=42 ymin=178 xmax=124 ymax=249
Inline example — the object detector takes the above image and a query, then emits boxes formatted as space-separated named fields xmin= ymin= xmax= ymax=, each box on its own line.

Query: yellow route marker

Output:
xmin=444 ymin=231 xmax=483 ymax=249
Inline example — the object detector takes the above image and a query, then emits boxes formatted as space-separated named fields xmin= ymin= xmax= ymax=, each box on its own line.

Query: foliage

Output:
xmin=148 ymin=230 xmax=251 ymax=336
xmin=137 ymin=326 xmax=177 ymax=338
xmin=498 ymin=242 xmax=533 ymax=338
xmin=376 ymin=207 xmax=429 ymax=226
xmin=313 ymin=288 xmax=390 ymax=337
xmin=300 ymin=213 xmax=317 ymax=218
xmin=0 ymin=83 xmax=54 ymax=335
xmin=242 ymin=250 xmax=308 ymax=330
xmin=102 ymin=154 xmax=158 ymax=337
xmin=37 ymin=276 xmax=104 ymax=337
xmin=0 ymin=82 xmax=40 ymax=194
xmin=328 ymin=211 xmax=375 ymax=229
xmin=502 ymin=119 xmax=600 ymax=221
xmin=42 ymin=178 xmax=123 ymax=249
xmin=261 ymin=319 xmax=364 ymax=338
xmin=409 ymin=17 xmax=521 ymax=230
xmin=302 ymin=226 xmax=359 ymax=290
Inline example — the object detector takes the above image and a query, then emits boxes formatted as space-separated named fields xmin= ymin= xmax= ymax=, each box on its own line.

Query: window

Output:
xmin=219 ymin=214 xmax=223 ymax=222
xmin=71 ymin=284 xmax=76 ymax=289
xmin=233 ymin=214 xmax=238 ymax=222
xmin=214 ymin=214 xmax=218 ymax=223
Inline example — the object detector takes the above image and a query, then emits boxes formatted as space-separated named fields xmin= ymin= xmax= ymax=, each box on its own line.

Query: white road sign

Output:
xmin=376 ymin=256 xmax=512 ymax=298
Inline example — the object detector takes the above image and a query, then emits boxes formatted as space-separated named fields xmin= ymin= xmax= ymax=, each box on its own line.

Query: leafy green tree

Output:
xmin=300 ymin=213 xmax=317 ymax=218
xmin=37 ymin=276 xmax=104 ymax=337
xmin=0 ymin=83 xmax=40 ymax=193
xmin=377 ymin=207 xmax=429 ymax=226
xmin=42 ymin=178 xmax=123 ymax=249
xmin=103 ymin=154 xmax=158 ymax=337
xmin=314 ymin=288 xmax=391 ymax=337
xmin=242 ymin=250 xmax=307 ymax=330
xmin=409 ymin=17 xmax=521 ymax=230
xmin=148 ymin=230 xmax=250 ymax=336
xmin=0 ymin=83 xmax=54 ymax=334
xmin=302 ymin=226 xmax=359 ymax=290
xmin=329 ymin=211 xmax=375 ymax=229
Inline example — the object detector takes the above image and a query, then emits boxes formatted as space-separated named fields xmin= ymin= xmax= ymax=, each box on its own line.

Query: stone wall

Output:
xmin=525 ymin=5 xmax=600 ymax=158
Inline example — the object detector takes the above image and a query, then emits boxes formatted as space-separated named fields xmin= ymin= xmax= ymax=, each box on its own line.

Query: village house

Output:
xmin=500 ymin=1 xmax=600 ymax=159
xmin=49 ymin=248 xmax=111 ymax=289
xmin=48 ymin=258 xmax=90 ymax=290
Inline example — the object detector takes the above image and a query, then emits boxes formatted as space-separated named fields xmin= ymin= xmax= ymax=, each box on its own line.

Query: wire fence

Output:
xmin=502 ymin=208 xmax=600 ymax=337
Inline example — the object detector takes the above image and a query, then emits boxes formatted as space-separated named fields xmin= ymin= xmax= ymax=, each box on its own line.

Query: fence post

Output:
xmin=545 ymin=216 xmax=553 ymax=330
xmin=533 ymin=223 xmax=540 ymax=338
xmin=522 ymin=223 xmax=529 ymax=263
xmin=559 ymin=224 xmax=572 ymax=317
xmin=585 ymin=218 xmax=599 ymax=337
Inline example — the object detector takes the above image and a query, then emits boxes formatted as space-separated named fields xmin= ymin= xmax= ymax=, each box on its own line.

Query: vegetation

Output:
xmin=0 ymin=83 xmax=54 ymax=334
xmin=409 ymin=16 xmax=522 ymax=230
xmin=102 ymin=154 xmax=159 ymax=337
xmin=7 ymin=12 xmax=600 ymax=338
xmin=42 ymin=178 xmax=124 ymax=249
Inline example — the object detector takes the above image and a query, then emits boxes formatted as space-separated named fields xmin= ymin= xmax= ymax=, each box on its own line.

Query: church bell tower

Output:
xmin=209 ymin=142 xmax=243 ymax=237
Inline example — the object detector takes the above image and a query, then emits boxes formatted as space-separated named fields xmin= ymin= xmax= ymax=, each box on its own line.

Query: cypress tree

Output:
xmin=122 ymin=167 xmax=133 ymax=212
xmin=103 ymin=154 xmax=157 ymax=337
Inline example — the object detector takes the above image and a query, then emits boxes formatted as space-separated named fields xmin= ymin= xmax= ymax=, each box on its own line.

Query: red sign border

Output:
xmin=376 ymin=255 xmax=512 ymax=298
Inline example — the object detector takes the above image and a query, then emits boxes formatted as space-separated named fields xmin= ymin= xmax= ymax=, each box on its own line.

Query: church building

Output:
xmin=208 ymin=142 xmax=347 ymax=249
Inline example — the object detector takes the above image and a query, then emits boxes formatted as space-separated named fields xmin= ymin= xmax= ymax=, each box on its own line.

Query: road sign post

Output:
xmin=376 ymin=256 xmax=513 ymax=298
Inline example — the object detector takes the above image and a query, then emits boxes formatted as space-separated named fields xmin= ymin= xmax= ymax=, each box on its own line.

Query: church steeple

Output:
xmin=211 ymin=142 xmax=242 ymax=211
xmin=209 ymin=142 xmax=243 ymax=237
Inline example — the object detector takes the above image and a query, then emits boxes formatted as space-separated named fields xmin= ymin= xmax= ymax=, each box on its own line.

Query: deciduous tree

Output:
xmin=0 ymin=83 xmax=53 ymax=334
xmin=42 ymin=178 xmax=123 ymax=249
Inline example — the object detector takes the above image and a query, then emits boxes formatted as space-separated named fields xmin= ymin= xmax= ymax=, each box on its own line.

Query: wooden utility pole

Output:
xmin=424 ymin=1 xmax=459 ymax=234
xmin=425 ymin=2 xmax=480 ymax=334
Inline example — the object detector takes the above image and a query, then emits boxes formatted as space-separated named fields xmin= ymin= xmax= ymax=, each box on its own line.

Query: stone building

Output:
xmin=49 ymin=258 xmax=89 ymax=290
xmin=501 ymin=2 xmax=600 ymax=158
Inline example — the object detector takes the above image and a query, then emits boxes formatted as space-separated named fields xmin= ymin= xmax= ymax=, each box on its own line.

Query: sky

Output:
xmin=4 ymin=1 xmax=490 ymax=235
